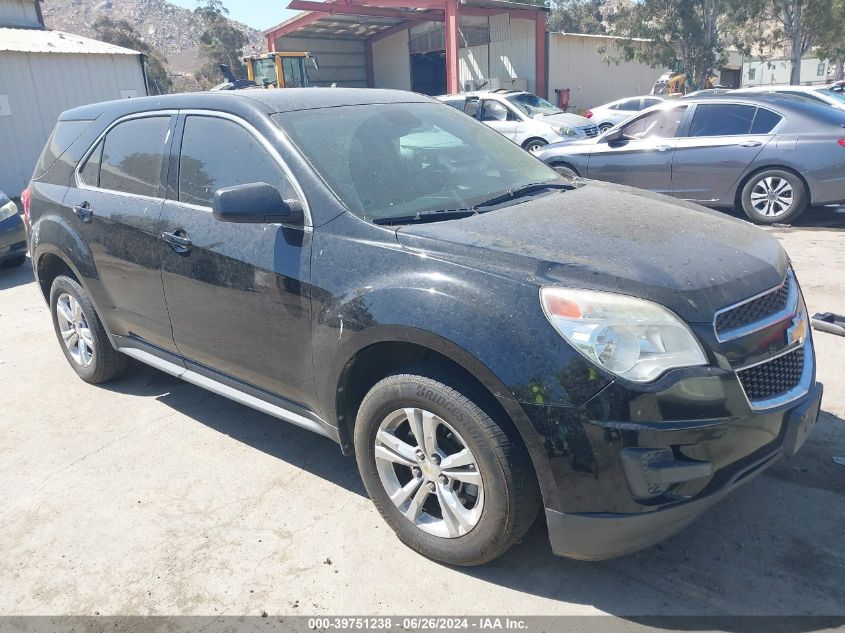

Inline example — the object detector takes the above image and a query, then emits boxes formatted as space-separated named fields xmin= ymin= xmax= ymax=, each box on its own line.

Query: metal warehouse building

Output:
xmin=0 ymin=0 xmax=148 ymax=195
xmin=263 ymin=0 xmax=661 ymax=112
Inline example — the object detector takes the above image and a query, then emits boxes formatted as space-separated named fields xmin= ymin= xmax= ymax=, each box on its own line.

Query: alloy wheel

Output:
xmin=750 ymin=176 xmax=794 ymax=217
xmin=374 ymin=407 xmax=484 ymax=538
xmin=56 ymin=293 xmax=94 ymax=367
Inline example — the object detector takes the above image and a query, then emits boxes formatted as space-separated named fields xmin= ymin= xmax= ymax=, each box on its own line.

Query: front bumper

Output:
xmin=543 ymin=381 xmax=823 ymax=560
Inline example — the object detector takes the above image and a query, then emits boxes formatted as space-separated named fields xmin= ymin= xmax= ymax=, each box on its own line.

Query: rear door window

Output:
xmin=688 ymin=104 xmax=756 ymax=137
xmin=99 ymin=116 xmax=171 ymax=197
xmin=178 ymin=116 xmax=291 ymax=208
xmin=34 ymin=120 xmax=93 ymax=179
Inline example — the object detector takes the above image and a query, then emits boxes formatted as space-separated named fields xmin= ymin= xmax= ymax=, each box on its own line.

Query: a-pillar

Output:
xmin=445 ymin=0 xmax=460 ymax=93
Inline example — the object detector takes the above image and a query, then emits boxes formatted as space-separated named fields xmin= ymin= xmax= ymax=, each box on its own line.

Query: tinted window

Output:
xmin=178 ymin=116 xmax=290 ymax=208
xmin=642 ymin=98 xmax=662 ymax=109
xmin=623 ymin=106 xmax=687 ymax=139
xmin=751 ymin=108 xmax=782 ymax=134
xmin=79 ymin=139 xmax=103 ymax=187
xmin=617 ymin=99 xmax=642 ymax=111
xmin=688 ymin=104 xmax=755 ymax=136
xmin=35 ymin=120 xmax=93 ymax=178
xmin=100 ymin=117 xmax=171 ymax=197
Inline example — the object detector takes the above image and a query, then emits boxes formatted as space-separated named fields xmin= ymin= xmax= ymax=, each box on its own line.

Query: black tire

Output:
xmin=523 ymin=138 xmax=548 ymax=153
xmin=354 ymin=366 xmax=540 ymax=566
xmin=598 ymin=123 xmax=614 ymax=133
xmin=2 ymin=255 xmax=26 ymax=268
xmin=49 ymin=275 xmax=129 ymax=384
xmin=740 ymin=169 xmax=808 ymax=224
xmin=552 ymin=164 xmax=578 ymax=180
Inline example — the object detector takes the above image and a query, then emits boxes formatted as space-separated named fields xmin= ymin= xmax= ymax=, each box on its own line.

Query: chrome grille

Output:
xmin=579 ymin=124 xmax=599 ymax=138
xmin=714 ymin=271 xmax=795 ymax=341
xmin=737 ymin=346 xmax=805 ymax=403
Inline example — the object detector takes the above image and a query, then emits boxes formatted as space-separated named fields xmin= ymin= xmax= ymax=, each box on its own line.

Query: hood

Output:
xmin=395 ymin=182 xmax=788 ymax=323
xmin=537 ymin=113 xmax=593 ymax=128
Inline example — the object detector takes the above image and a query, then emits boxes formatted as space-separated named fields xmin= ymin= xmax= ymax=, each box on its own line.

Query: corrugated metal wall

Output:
xmin=372 ymin=29 xmax=411 ymax=91
xmin=548 ymin=34 xmax=661 ymax=113
xmin=275 ymin=36 xmax=367 ymax=87
xmin=459 ymin=44 xmax=488 ymax=89
xmin=489 ymin=18 xmax=535 ymax=94
xmin=0 ymin=0 xmax=39 ymax=27
xmin=0 ymin=52 xmax=146 ymax=194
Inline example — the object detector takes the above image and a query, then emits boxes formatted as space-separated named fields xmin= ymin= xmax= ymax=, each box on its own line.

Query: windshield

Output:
xmin=506 ymin=93 xmax=564 ymax=117
xmin=273 ymin=102 xmax=560 ymax=222
xmin=818 ymin=88 xmax=845 ymax=104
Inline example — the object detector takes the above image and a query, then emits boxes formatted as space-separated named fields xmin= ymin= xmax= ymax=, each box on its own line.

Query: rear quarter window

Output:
xmin=751 ymin=108 xmax=783 ymax=134
xmin=33 ymin=120 xmax=93 ymax=179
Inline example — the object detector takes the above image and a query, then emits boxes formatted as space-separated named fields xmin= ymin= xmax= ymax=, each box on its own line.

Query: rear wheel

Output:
xmin=354 ymin=368 xmax=540 ymax=566
xmin=49 ymin=275 xmax=129 ymax=384
xmin=523 ymin=138 xmax=548 ymax=154
xmin=740 ymin=169 xmax=808 ymax=224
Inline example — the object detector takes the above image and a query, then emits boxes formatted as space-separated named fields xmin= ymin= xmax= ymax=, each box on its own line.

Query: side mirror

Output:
xmin=212 ymin=182 xmax=304 ymax=225
xmin=603 ymin=127 xmax=623 ymax=143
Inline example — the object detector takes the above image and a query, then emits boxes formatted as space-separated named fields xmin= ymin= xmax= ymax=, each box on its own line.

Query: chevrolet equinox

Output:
xmin=27 ymin=89 xmax=822 ymax=565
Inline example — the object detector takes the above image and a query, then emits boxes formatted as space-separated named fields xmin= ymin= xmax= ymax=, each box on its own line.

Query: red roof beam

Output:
xmin=347 ymin=0 xmax=447 ymax=10
xmin=287 ymin=0 xmax=443 ymax=21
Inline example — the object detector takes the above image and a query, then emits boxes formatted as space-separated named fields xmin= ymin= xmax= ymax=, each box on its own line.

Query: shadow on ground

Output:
xmin=0 ymin=256 xmax=33 ymax=291
xmin=104 ymin=363 xmax=845 ymax=625
xmin=723 ymin=204 xmax=845 ymax=229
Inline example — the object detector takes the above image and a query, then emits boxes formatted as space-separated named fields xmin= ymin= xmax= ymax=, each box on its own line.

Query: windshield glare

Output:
xmin=273 ymin=102 xmax=560 ymax=222
xmin=506 ymin=93 xmax=564 ymax=117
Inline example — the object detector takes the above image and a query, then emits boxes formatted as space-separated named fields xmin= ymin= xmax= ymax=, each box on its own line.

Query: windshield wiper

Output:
xmin=372 ymin=208 xmax=477 ymax=226
xmin=472 ymin=182 xmax=572 ymax=211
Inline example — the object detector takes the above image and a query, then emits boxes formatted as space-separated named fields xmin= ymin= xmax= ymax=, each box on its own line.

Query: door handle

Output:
xmin=655 ymin=144 xmax=672 ymax=152
xmin=740 ymin=140 xmax=762 ymax=147
xmin=162 ymin=230 xmax=192 ymax=253
xmin=73 ymin=202 xmax=93 ymax=223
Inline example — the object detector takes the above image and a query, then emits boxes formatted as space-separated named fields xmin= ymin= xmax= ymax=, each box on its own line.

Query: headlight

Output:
xmin=0 ymin=199 xmax=18 ymax=222
xmin=554 ymin=125 xmax=579 ymax=138
xmin=540 ymin=287 xmax=707 ymax=383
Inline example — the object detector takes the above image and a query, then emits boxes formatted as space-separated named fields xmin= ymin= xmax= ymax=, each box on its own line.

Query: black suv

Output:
xmin=28 ymin=89 xmax=821 ymax=565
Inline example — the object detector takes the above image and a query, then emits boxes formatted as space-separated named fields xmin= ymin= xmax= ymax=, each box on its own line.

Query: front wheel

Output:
xmin=740 ymin=169 xmax=808 ymax=224
xmin=354 ymin=368 xmax=540 ymax=566
xmin=523 ymin=139 xmax=548 ymax=154
xmin=598 ymin=123 xmax=614 ymax=133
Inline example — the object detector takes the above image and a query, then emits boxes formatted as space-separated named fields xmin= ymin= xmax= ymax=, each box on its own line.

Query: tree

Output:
xmin=809 ymin=0 xmax=845 ymax=81
xmin=194 ymin=0 xmax=248 ymax=88
xmin=740 ymin=0 xmax=834 ymax=84
xmin=548 ymin=0 xmax=608 ymax=35
xmin=92 ymin=17 xmax=173 ymax=95
xmin=609 ymin=0 xmax=744 ymax=91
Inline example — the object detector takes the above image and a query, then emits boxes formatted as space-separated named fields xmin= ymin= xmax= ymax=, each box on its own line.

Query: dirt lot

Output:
xmin=0 ymin=206 xmax=843 ymax=621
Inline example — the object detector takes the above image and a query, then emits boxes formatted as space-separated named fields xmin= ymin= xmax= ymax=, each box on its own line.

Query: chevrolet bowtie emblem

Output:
xmin=787 ymin=313 xmax=807 ymax=346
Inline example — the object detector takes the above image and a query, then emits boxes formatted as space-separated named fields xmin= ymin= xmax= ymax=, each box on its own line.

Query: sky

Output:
xmin=169 ymin=0 xmax=299 ymax=31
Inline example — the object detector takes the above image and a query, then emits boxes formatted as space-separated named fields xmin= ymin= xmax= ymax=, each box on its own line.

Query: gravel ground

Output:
xmin=0 ymin=206 xmax=843 ymax=621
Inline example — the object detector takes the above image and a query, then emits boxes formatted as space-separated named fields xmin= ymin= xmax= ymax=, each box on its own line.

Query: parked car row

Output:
xmin=24 ymin=88 xmax=821 ymax=566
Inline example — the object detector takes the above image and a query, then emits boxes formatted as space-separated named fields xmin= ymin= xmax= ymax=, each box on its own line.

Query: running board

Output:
xmin=118 ymin=347 xmax=332 ymax=439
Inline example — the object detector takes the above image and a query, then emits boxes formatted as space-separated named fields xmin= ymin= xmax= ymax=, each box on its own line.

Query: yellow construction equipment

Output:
xmin=244 ymin=52 xmax=319 ymax=88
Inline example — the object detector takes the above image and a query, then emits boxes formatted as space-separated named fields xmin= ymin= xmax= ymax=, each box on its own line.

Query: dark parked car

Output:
xmin=537 ymin=94 xmax=845 ymax=224
xmin=0 ymin=191 xmax=27 ymax=268
xmin=27 ymin=89 xmax=821 ymax=565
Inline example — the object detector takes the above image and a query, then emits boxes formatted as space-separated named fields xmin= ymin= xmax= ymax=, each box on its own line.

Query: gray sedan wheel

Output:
xmin=740 ymin=169 xmax=807 ymax=224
